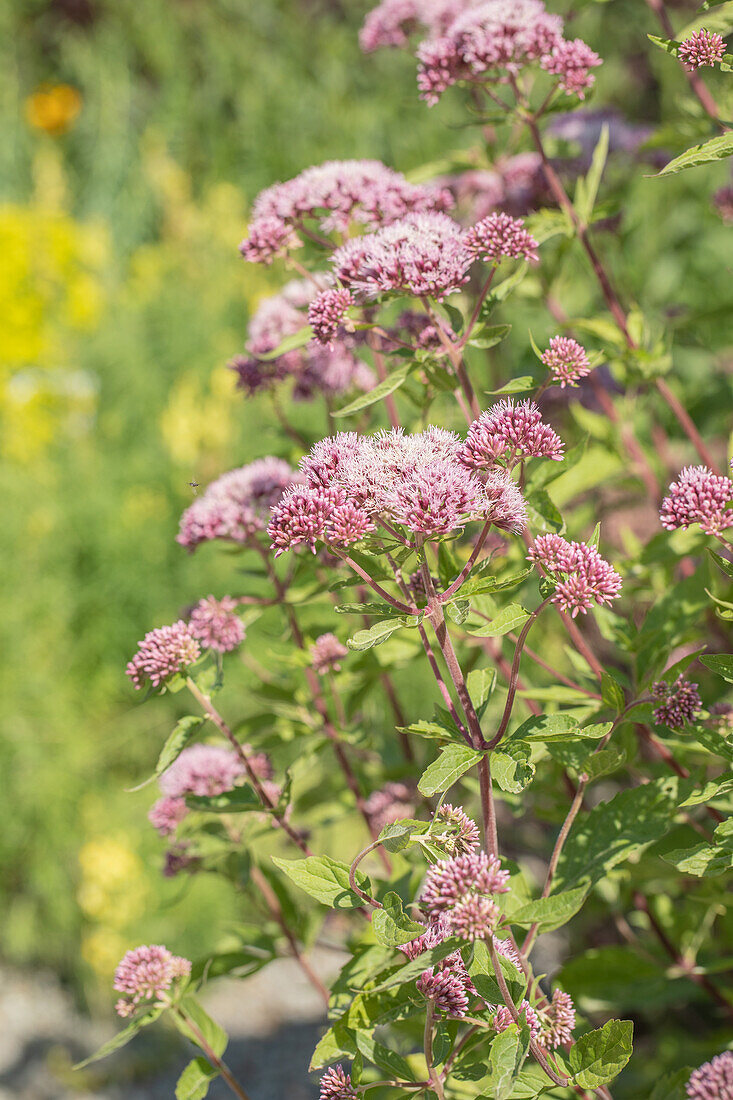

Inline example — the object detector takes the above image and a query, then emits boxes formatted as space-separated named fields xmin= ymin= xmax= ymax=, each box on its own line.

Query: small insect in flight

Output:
xmin=189 ymin=480 xmax=199 ymax=495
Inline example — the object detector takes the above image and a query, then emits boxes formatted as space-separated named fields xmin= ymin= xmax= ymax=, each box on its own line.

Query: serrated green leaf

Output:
xmin=418 ymin=744 xmax=481 ymax=795
xmin=467 ymin=666 xmax=497 ymax=718
xmin=700 ymin=653 xmax=733 ymax=683
xmin=468 ymin=941 xmax=527 ymax=1005
xmin=378 ymin=819 xmax=428 ymax=853
xmin=484 ymin=1026 xmax=525 ymax=1100
xmin=369 ymin=937 xmax=465 ymax=993
xmin=334 ymin=361 xmax=416 ymax=417
xmin=510 ymin=885 xmax=589 ymax=932
xmin=372 ymin=892 xmax=426 ymax=947
xmin=601 ymin=670 xmax=626 ymax=711
xmin=568 ymin=1019 xmax=633 ymax=1088
xmin=525 ymin=489 xmax=564 ymax=534
xmin=175 ymin=1057 xmax=218 ymax=1100
xmin=508 ymin=713 xmax=581 ymax=743
xmin=487 ymin=375 xmax=538 ymax=396
xmin=492 ymin=740 xmax=536 ymax=793
xmin=655 ymin=132 xmax=733 ymax=178
xmin=353 ymin=1029 xmax=418 ymax=1082
xmin=467 ymin=603 xmax=530 ymax=637
xmin=271 ymin=855 xmax=371 ymax=909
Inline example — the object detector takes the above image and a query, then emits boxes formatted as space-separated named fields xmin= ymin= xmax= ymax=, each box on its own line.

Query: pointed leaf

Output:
xmin=175 ymin=1058 xmax=219 ymax=1100
xmin=418 ymin=744 xmax=481 ymax=796
xmin=271 ymin=855 xmax=371 ymax=909
xmin=568 ymin=1019 xmax=633 ymax=1089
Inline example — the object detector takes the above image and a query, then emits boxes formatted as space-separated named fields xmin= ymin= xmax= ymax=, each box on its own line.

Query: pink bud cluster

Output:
xmin=678 ymin=29 xmax=726 ymax=71
xmin=494 ymin=1000 xmax=540 ymax=1038
xmin=529 ymin=534 xmax=622 ymax=617
xmin=310 ymin=632 xmax=349 ymax=675
xmin=402 ymin=915 xmax=475 ymax=1017
xmin=268 ymin=427 xmax=527 ymax=555
xmin=660 ymin=465 xmax=733 ymax=537
xmin=687 ymin=1051 xmax=733 ymax=1099
xmin=178 ymin=457 xmax=301 ymax=552
xmin=536 ymin=988 xmax=576 ymax=1049
xmin=240 ymin=159 xmax=452 ymax=263
xmin=126 ymin=621 xmax=200 ymax=690
xmin=364 ymin=781 xmax=415 ymax=833
xmin=113 ymin=944 xmax=191 ymax=1018
xmin=433 ymin=803 xmax=481 ymax=856
xmin=540 ymin=37 xmax=602 ymax=98
xmin=319 ymin=1064 xmax=358 ymax=1100
xmin=652 ymin=676 xmax=703 ymax=730
xmin=463 ymin=211 xmax=539 ymax=264
xmin=189 ymin=596 xmax=245 ymax=653
xmin=420 ymin=851 xmax=510 ymax=940
xmin=459 ymin=399 xmax=564 ymax=469
xmin=541 ymin=335 xmax=592 ymax=387
xmin=308 ymin=288 xmax=353 ymax=347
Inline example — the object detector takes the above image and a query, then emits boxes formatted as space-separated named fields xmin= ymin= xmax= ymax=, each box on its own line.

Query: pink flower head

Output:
xmin=417 ymin=965 xmax=471 ymax=1015
xmin=148 ymin=796 xmax=188 ymax=837
xmin=301 ymin=432 xmax=364 ymax=488
xmin=482 ymin=468 xmax=528 ymax=532
xmin=660 ymin=465 xmax=733 ymax=536
xmin=267 ymin=484 xmax=374 ymax=556
xmin=364 ymin=781 xmax=415 ymax=833
xmin=536 ymin=988 xmax=576 ymax=1050
xmin=383 ymin=456 xmax=488 ymax=535
xmin=308 ymin=288 xmax=353 ymax=347
xmin=319 ymin=1064 xmax=358 ymax=1100
xmin=494 ymin=1000 xmax=540 ymax=1038
xmin=687 ymin=1051 xmax=733 ymax=1099
xmin=464 ymin=212 xmax=539 ymax=264
xmin=240 ymin=160 xmax=452 ymax=264
xmin=541 ymin=336 xmax=592 ymax=388
xmin=420 ymin=851 xmax=510 ymax=939
xmin=177 ymin=457 xmax=300 ymax=551
xmin=460 ymin=400 xmax=564 ymax=468
xmin=434 ymin=804 xmax=481 ymax=855
xmin=310 ymin=632 xmax=349 ymax=675
xmin=159 ymin=744 xmax=246 ymax=798
xmin=113 ymin=944 xmax=191 ymax=1017
xmin=529 ymin=534 xmax=622 ymax=617
xmin=126 ymin=621 xmax=200 ymax=690
xmin=189 ymin=596 xmax=245 ymax=653
xmin=652 ymin=676 xmax=703 ymax=730
xmin=402 ymin=915 xmax=475 ymax=1016
xmin=678 ymin=29 xmax=725 ymax=71
xmin=541 ymin=38 xmax=602 ymax=99
xmin=331 ymin=212 xmax=472 ymax=301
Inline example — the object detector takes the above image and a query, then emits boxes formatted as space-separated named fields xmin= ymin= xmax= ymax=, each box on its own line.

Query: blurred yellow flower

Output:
xmin=77 ymin=837 xmax=147 ymax=927
xmin=161 ymin=367 xmax=238 ymax=468
xmin=25 ymin=84 xmax=82 ymax=136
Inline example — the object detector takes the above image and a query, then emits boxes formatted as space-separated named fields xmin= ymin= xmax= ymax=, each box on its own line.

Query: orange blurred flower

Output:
xmin=25 ymin=84 xmax=82 ymax=136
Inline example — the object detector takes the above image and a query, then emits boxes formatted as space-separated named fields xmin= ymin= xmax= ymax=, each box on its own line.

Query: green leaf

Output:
xmin=372 ymin=892 xmax=426 ymax=947
xmin=370 ymin=937 xmax=465 ymax=993
xmin=271 ymin=855 xmax=371 ymax=909
xmin=568 ymin=1019 xmax=633 ymax=1089
xmin=510 ymin=885 xmax=589 ymax=933
xmin=601 ymin=670 xmax=626 ymax=711
xmin=524 ymin=489 xmax=564 ymax=534
xmin=468 ymin=940 xmax=527 ymax=1005
xmin=575 ymin=124 xmax=609 ymax=224
xmin=127 ymin=716 xmax=205 ymax=791
xmin=663 ymin=842 xmax=733 ymax=877
xmin=334 ymin=361 xmax=416 ymax=417
xmin=700 ymin=653 xmax=733 ymax=683
xmin=378 ymin=819 xmax=428 ymax=853
xmin=492 ymin=741 xmax=536 ymax=793
xmin=487 ymin=375 xmax=538 ymax=396
xmin=647 ymin=33 xmax=681 ymax=58
xmin=484 ymin=1026 xmax=525 ymax=1100
xmin=468 ymin=322 xmax=512 ymax=349
xmin=175 ymin=998 xmax=228 ymax=1059
xmin=649 ymin=1068 xmax=695 ymax=1100
xmin=254 ymin=325 xmax=313 ymax=360
xmin=467 ymin=603 xmax=530 ymax=637
xmin=73 ymin=1008 xmax=164 ymax=1068
xmin=508 ymin=713 xmax=580 ymax=743
xmin=186 ymin=787 xmax=261 ymax=813
xmin=655 ymin=132 xmax=733 ymax=178
xmin=353 ymin=1028 xmax=418 ymax=1082
xmin=418 ymin=743 xmax=481 ymax=796
xmin=347 ymin=616 xmax=417 ymax=651
xmin=467 ymin=666 xmax=497 ymax=718
xmin=175 ymin=1058 xmax=219 ymax=1100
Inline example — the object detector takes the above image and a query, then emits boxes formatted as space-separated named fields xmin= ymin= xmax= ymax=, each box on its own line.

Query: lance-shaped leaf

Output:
xmin=655 ymin=132 xmax=733 ymax=178
xmin=272 ymin=855 xmax=371 ymax=909
xmin=74 ymin=1007 xmax=164 ymax=1068
xmin=348 ymin=616 xmax=419 ymax=651
xmin=568 ymin=1019 xmax=633 ymax=1089
xmin=334 ymin=361 xmax=416 ymax=417
xmin=418 ymin=744 xmax=481 ymax=796
xmin=174 ymin=997 xmax=228 ymax=1058
xmin=369 ymin=937 xmax=465 ymax=993
xmin=700 ymin=653 xmax=733 ymax=684
xmin=175 ymin=1057 xmax=219 ymax=1100
xmin=467 ymin=603 xmax=530 ymax=637
xmin=509 ymin=885 xmax=589 ymax=933
xmin=186 ymin=787 xmax=261 ymax=813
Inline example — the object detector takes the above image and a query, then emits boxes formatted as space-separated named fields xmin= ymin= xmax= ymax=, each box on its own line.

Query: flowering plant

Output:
xmin=79 ymin=2 xmax=732 ymax=1098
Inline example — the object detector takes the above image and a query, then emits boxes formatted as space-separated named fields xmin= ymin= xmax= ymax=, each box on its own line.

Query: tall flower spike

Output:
xmin=529 ymin=534 xmax=622 ymax=617
xmin=687 ymin=1051 xmax=733 ymax=1099
xmin=678 ymin=29 xmax=725 ymax=71
xmin=541 ymin=335 xmax=592 ymax=388
xmin=126 ymin=622 xmax=200 ymax=690
xmin=189 ymin=596 xmax=245 ymax=653
xmin=459 ymin=400 xmax=564 ymax=468
xmin=113 ymin=945 xmax=191 ymax=1018
xmin=464 ymin=212 xmax=539 ymax=264
xmin=319 ymin=1065 xmax=358 ymax=1100
xmin=652 ymin=676 xmax=703 ymax=730
xmin=660 ymin=465 xmax=733 ymax=536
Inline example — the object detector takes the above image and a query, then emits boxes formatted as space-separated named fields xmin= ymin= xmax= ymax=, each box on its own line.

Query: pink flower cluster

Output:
xmin=678 ymin=29 xmax=726 ymax=71
xmin=239 ymin=159 xmax=452 ymax=263
xmin=652 ymin=676 xmax=702 ymax=730
xmin=360 ymin=0 xmax=470 ymax=53
xmin=189 ymin=596 xmax=245 ymax=653
xmin=364 ymin=781 xmax=415 ymax=832
xmin=529 ymin=533 xmax=622 ymax=617
xmin=660 ymin=465 xmax=733 ymax=537
xmin=537 ymin=988 xmax=576 ymax=1049
xmin=463 ymin=211 xmax=539 ymax=264
xmin=444 ymin=153 xmax=546 ymax=222
xmin=541 ymin=335 xmax=592 ymax=388
xmin=310 ymin=632 xmax=349 ymax=675
xmin=113 ymin=944 xmax=191 ymax=1018
xmin=402 ymin=915 xmax=475 ymax=1017
xmin=420 ymin=851 xmax=510 ymax=940
xmin=687 ymin=1051 xmax=733 ymax=1099
xmin=540 ymin=37 xmax=602 ymax=98
xmin=494 ymin=999 xmax=540 ymax=1038
xmin=319 ymin=1065 xmax=358 ymax=1100
xmin=268 ymin=427 xmax=527 ymax=555
xmin=433 ymin=803 xmax=481 ymax=856
xmin=178 ymin=457 xmax=300 ymax=552
xmin=459 ymin=399 xmax=564 ymax=469
xmin=231 ymin=279 xmax=374 ymax=401
xmin=308 ymin=288 xmax=353 ymax=347
xmin=126 ymin=621 xmax=200 ymax=690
